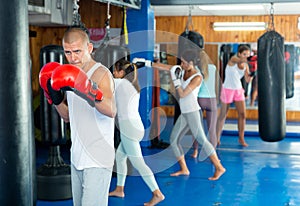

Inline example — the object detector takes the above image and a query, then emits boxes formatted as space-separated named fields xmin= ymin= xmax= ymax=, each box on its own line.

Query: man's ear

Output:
xmin=88 ymin=43 xmax=93 ymax=54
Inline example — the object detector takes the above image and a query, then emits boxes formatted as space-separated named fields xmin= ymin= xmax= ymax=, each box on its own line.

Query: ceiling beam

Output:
xmin=150 ymin=0 xmax=300 ymax=6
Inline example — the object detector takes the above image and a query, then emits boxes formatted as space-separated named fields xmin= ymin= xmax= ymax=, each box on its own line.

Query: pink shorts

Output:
xmin=220 ymin=87 xmax=245 ymax=104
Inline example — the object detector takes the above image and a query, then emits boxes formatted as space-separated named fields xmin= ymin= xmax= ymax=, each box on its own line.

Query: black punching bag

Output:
xmin=37 ymin=45 xmax=72 ymax=200
xmin=284 ymin=44 xmax=295 ymax=99
xmin=177 ymin=30 xmax=204 ymax=65
xmin=0 ymin=0 xmax=35 ymax=205
xmin=220 ymin=44 xmax=232 ymax=83
xmin=93 ymin=43 xmax=130 ymax=72
xmin=257 ymin=30 xmax=286 ymax=142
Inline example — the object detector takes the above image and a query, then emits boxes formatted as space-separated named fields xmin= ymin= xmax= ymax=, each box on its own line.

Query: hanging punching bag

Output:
xmin=257 ymin=30 xmax=286 ymax=142
xmin=177 ymin=30 xmax=204 ymax=65
xmin=0 ymin=1 xmax=35 ymax=204
xmin=219 ymin=44 xmax=232 ymax=82
xmin=93 ymin=43 xmax=130 ymax=72
xmin=37 ymin=45 xmax=72 ymax=200
xmin=284 ymin=44 xmax=295 ymax=99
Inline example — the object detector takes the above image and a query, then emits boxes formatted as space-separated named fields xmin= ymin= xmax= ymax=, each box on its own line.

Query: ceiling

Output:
xmin=150 ymin=0 xmax=300 ymax=16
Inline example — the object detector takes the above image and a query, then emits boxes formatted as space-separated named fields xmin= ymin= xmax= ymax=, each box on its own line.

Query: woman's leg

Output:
xmin=120 ymin=136 xmax=165 ymax=205
xmin=169 ymin=114 xmax=190 ymax=176
xmin=216 ymin=102 xmax=229 ymax=146
xmin=234 ymin=100 xmax=248 ymax=147
xmin=198 ymin=98 xmax=218 ymax=148
xmin=191 ymin=139 xmax=199 ymax=158
xmin=208 ymin=153 xmax=226 ymax=181
xmin=109 ymin=143 xmax=127 ymax=197
xmin=190 ymin=110 xmax=203 ymax=158
xmin=185 ymin=111 xmax=225 ymax=180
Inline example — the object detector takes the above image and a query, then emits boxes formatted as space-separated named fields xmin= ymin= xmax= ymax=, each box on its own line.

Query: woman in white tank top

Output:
xmin=216 ymin=45 xmax=252 ymax=147
xmin=168 ymin=49 xmax=226 ymax=180
xmin=109 ymin=59 xmax=165 ymax=206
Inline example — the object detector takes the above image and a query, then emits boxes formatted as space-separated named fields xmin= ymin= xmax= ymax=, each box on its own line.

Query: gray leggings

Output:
xmin=170 ymin=110 xmax=215 ymax=160
xmin=198 ymin=97 xmax=218 ymax=147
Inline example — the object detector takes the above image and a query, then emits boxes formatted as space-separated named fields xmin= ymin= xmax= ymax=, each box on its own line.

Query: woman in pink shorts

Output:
xmin=216 ymin=45 xmax=252 ymax=147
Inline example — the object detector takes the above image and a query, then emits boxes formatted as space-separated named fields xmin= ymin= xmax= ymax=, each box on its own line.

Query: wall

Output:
xmin=155 ymin=15 xmax=300 ymax=43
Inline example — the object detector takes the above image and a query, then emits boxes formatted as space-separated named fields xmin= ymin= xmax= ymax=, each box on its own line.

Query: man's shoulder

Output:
xmin=93 ymin=63 xmax=111 ymax=75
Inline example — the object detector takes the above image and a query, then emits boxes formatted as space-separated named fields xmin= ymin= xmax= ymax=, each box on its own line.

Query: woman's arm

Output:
xmin=176 ymin=75 xmax=202 ymax=98
xmin=228 ymin=55 xmax=248 ymax=69
xmin=151 ymin=62 xmax=173 ymax=71
xmin=244 ymin=63 xmax=253 ymax=83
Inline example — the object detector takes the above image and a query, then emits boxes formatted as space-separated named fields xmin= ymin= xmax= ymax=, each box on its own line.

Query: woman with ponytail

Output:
xmin=109 ymin=59 xmax=165 ymax=206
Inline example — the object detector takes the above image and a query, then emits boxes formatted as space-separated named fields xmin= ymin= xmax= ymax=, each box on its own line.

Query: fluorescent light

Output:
xmin=213 ymin=22 xmax=267 ymax=31
xmin=199 ymin=4 xmax=264 ymax=11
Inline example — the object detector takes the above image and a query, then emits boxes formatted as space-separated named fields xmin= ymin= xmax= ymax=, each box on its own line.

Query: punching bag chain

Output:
xmin=185 ymin=5 xmax=194 ymax=34
xmin=268 ymin=2 xmax=275 ymax=31
xmin=104 ymin=2 xmax=111 ymax=42
xmin=72 ymin=0 xmax=81 ymax=26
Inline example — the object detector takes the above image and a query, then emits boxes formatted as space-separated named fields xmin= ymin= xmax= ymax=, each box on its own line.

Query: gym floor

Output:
xmin=36 ymin=121 xmax=300 ymax=206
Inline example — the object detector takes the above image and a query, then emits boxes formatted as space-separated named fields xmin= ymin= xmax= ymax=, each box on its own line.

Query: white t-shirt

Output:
xmin=179 ymin=71 xmax=202 ymax=113
xmin=67 ymin=63 xmax=115 ymax=170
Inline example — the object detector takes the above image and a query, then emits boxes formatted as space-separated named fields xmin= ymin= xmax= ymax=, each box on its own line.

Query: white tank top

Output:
xmin=198 ymin=64 xmax=217 ymax=98
xmin=114 ymin=78 xmax=144 ymax=141
xmin=67 ymin=63 xmax=115 ymax=170
xmin=179 ymin=72 xmax=202 ymax=113
xmin=223 ymin=63 xmax=245 ymax=89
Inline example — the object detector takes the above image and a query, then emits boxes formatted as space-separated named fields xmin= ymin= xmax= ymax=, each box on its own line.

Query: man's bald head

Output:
xmin=63 ymin=27 xmax=90 ymax=45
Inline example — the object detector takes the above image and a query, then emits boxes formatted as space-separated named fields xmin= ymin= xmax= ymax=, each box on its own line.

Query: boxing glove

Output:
xmin=132 ymin=58 xmax=152 ymax=68
xmin=39 ymin=62 xmax=64 ymax=105
xmin=51 ymin=64 xmax=103 ymax=107
xmin=170 ymin=65 xmax=182 ymax=89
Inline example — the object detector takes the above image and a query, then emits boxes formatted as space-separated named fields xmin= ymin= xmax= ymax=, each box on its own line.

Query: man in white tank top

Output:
xmin=46 ymin=26 xmax=116 ymax=206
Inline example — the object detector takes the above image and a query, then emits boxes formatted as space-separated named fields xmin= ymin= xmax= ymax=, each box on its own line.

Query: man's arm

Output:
xmin=93 ymin=68 xmax=117 ymax=118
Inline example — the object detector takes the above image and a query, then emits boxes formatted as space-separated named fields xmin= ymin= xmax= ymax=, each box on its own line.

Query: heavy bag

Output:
xmin=39 ymin=45 xmax=68 ymax=145
xmin=284 ymin=44 xmax=295 ymax=99
xmin=0 ymin=1 xmax=35 ymax=204
xmin=219 ymin=44 xmax=232 ymax=82
xmin=257 ymin=31 xmax=286 ymax=142
xmin=177 ymin=30 xmax=204 ymax=64
xmin=93 ymin=44 xmax=130 ymax=73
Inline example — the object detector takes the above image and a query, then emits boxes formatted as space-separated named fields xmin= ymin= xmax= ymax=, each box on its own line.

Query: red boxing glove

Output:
xmin=39 ymin=62 xmax=61 ymax=104
xmin=51 ymin=64 xmax=103 ymax=106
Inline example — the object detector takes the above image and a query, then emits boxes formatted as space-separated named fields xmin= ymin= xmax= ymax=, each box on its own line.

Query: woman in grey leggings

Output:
xmin=169 ymin=49 xmax=225 ymax=180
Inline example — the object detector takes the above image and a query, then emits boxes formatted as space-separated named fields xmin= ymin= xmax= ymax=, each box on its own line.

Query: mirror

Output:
xmin=216 ymin=43 xmax=300 ymax=111
xmin=156 ymin=42 xmax=300 ymax=122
